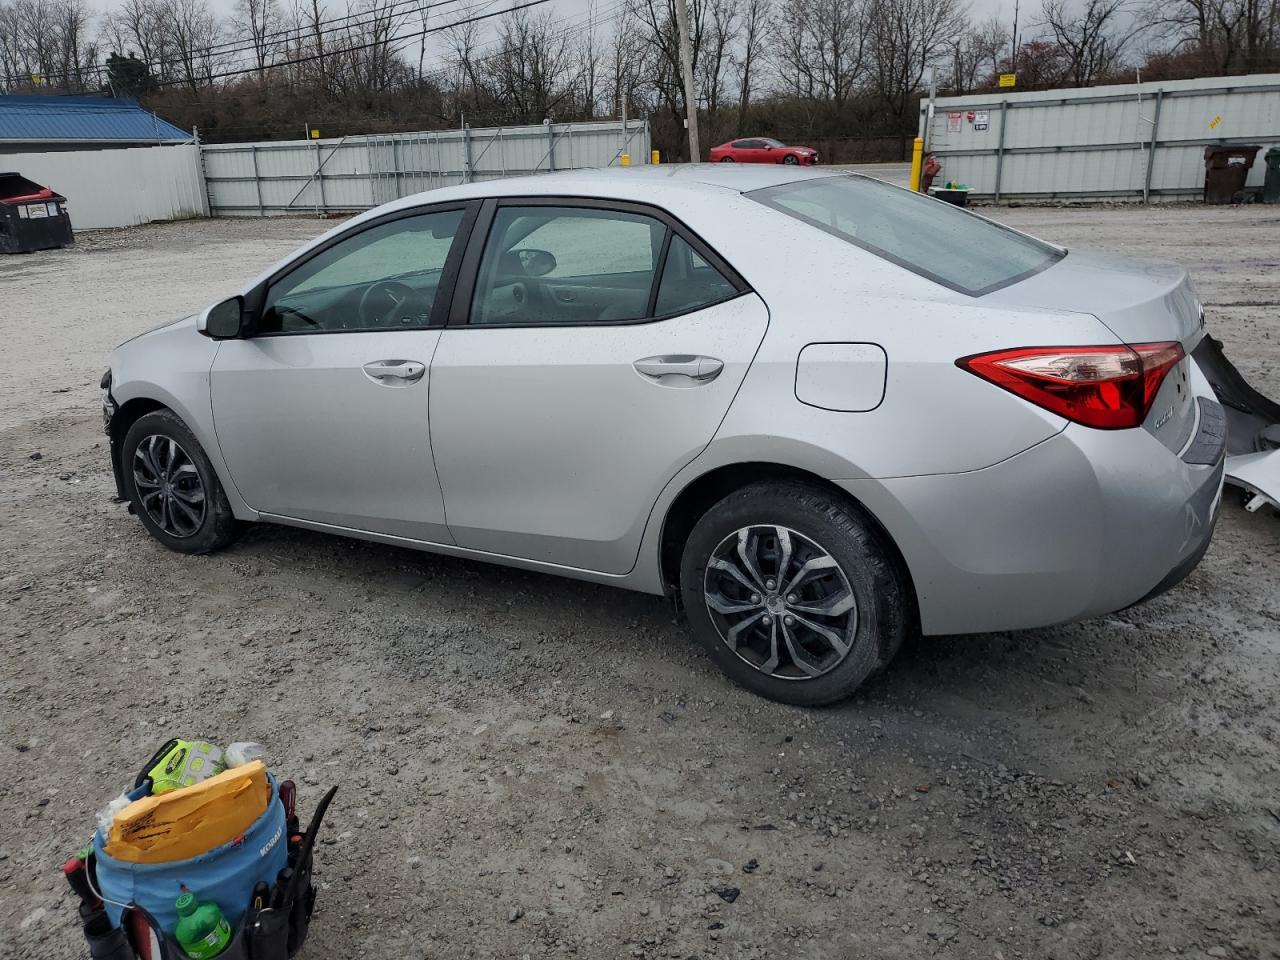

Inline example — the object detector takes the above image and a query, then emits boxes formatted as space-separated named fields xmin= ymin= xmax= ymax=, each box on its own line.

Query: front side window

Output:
xmin=750 ymin=175 xmax=1063 ymax=296
xmin=260 ymin=209 xmax=464 ymax=333
xmin=470 ymin=206 xmax=665 ymax=325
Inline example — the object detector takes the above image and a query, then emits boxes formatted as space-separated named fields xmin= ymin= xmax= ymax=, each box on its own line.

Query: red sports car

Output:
xmin=708 ymin=138 xmax=819 ymax=165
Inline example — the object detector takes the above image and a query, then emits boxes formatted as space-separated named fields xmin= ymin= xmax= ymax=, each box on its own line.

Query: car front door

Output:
xmin=209 ymin=203 xmax=474 ymax=542
xmin=428 ymin=199 xmax=770 ymax=575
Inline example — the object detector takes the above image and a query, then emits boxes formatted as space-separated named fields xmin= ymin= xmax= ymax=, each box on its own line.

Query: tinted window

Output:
xmin=732 ymin=140 xmax=755 ymax=149
xmin=471 ymin=206 xmax=665 ymax=325
xmin=750 ymin=175 xmax=1063 ymax=296
xmin=655 ymin=235 xmax=739 ymax=316
xmin=260 ymin=209 xmax=463 ymax=333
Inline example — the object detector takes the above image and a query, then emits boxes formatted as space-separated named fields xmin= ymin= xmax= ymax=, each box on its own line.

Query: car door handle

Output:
xmin=634 ymin=355 xmax=724 ymax=382
xmin=362 ymin=359 xmax=425 ymax=383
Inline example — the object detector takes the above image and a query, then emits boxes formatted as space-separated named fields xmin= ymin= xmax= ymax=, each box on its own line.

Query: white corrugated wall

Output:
xmin=0 ymin=142 xmax=208 ymax=229
xmin=922 ymin=74 xmax=1280 ymax=200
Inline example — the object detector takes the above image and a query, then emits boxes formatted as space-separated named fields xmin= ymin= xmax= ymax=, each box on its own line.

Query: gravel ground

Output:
xmin=2 ymin=202 xmax=1278 ymax=960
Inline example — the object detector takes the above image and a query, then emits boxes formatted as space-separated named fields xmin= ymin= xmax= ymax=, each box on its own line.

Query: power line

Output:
xmin=389 ymin=0 xmax=623 ymax=92
xmin=0 ymin=0 xmax=473 ymax=85
xmin=129 ymin=0 xmax=463 ymax=69
xmin=153 ymin=0 xmax=555 ymax=87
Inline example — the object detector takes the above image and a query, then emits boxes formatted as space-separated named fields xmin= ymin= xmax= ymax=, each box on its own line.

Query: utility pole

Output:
xmin=1011 ymin=0 xmax=1020 ymax=74
xmin=673 ymin=0 xmax=700 ymax=162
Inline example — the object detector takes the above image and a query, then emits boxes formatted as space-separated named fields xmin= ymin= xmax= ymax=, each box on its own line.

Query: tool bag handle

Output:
xmin=133 ymin=740 xmax=180 ymax=790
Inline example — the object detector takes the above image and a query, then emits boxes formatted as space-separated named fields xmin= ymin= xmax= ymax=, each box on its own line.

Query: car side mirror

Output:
xmin=514 ymin=248 xmax=557 ymax=278
xmin=197 ymin=296 xmax=244 ymax=339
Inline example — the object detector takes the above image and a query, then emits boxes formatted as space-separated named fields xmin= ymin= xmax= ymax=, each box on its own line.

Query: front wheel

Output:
xmin=679 ymin=482 xmax=910 ymax=706
xmin=122 ymin=410 xmax=240 ymax=554
xmin=782 ymin=154 xmax=800 ymax=165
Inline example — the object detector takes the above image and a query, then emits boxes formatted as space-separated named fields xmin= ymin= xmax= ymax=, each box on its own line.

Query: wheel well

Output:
xmin=658 ymin=462 xmax=919 ymax=626
xmin=110 ymin=397 xmax=167 ymax=446
xmin=107 ymin=398 xmax=168 ymax=498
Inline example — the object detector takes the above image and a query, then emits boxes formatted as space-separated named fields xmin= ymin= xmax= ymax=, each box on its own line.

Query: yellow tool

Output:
xmin=106 ymin=761 xmax=270 ymax=864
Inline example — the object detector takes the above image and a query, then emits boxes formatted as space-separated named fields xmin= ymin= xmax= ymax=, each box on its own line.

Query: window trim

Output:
xmin=748 ymin=175 xmax=1065 ymax=298
xmin=242 ymin=200 xmax=479 ymax=338
xmin=446 ymin=195 xmax=751 ymax=330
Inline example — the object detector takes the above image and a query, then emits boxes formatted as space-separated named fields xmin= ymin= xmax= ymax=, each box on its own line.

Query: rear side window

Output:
xmin=655 ymin=235 xmax=738 ymax=316
xmin=750 ymin=175 xmax=1063 ymax=296
xmin=470 ymin=206 xmax=664 ymax=325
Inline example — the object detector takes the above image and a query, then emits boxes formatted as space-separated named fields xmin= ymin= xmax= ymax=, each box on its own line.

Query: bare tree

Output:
xmin=867 ymin=0 xmax=968 ymax=122
xmin=697 ymin=0 xmax=736 ymax=117
xmin=944 ymin=15 xmax=1010 ymax=92
xmin=770 ymin=0 xmax=869 ymax=106
xmin=0 ymin=0 xmax=100 ymax=92
xmin=732 ymin=0 xmax=769 ymax=129
xmin=488 ymin=6 xmax=579 ymax=122
xmin=1142 ymin=0 xmax=1279 ymax=73
xmin=579 ymin=0 xmax=602 ymax=117
xmin=1040 ymin=0 xmax=1142 ymax=85
xmin=233 ymin=0 xmax=281 ymax=78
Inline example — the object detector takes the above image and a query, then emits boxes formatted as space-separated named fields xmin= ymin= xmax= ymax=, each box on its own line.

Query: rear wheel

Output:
xmin=680 ymin=482 xmax=910 ymax=706
xmin=719 ymin=156 xmax=734 ymax=162
xmin=122 ymin=410 xmax=239 ymax=555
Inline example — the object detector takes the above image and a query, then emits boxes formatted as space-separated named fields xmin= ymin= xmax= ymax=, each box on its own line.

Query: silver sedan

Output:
xmin=102 ymin=166 xmax=1226 ymax=705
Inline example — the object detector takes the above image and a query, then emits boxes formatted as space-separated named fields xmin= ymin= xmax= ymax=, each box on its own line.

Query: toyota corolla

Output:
xmin=102 ymin=166 xmax=1226 ymax=705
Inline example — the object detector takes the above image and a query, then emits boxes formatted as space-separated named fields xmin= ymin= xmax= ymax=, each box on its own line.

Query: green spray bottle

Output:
xmin=174 ymin=890 xmax=232 ymax=959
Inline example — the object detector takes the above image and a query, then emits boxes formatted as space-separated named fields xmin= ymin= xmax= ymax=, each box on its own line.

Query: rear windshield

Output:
xmin=749 ymin=175 xmax=1063 ymax=296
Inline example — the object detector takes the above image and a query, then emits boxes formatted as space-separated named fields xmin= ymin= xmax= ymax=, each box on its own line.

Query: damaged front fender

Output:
xmin=1192 ymin=335 xmax=1280 ymax=514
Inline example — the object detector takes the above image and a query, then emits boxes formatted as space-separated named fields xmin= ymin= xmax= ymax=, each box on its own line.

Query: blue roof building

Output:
xmin=0 ymin=95 xmax=190 ymax=152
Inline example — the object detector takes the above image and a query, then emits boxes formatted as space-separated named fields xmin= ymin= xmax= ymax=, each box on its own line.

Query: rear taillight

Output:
xmin=957 ymin=342 xmax=1185 ymax=430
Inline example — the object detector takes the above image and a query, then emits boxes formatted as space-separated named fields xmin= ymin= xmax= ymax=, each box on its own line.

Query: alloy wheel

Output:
xmin=703 ymin=525 xmax=858 ymax=680
xmin=132 ymin=434 xmax=207 ymax=538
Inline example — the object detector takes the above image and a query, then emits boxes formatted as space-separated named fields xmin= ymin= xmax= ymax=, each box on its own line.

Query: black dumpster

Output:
xmin=1263 ymin=147 xmax=1280 ymax=205
xmin=1203 ymin=145 xmax=1260 ymax=204
xmin=0 ymin=172 xmax=74 ymax=253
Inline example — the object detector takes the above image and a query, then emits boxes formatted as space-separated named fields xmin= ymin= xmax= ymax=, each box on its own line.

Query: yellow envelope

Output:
xmin=106 ymin=760 xmax=270 ymax=864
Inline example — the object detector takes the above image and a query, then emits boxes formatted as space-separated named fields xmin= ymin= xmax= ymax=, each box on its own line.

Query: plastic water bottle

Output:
xmin=223 ymin=741 xmax=266 ymax=768
xmin=174 ymin=892 xmax=231 ymax=959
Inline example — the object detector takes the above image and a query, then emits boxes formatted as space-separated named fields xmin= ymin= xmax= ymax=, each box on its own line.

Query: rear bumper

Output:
xmin=840 ymin=394 xmax=1226 ymax=636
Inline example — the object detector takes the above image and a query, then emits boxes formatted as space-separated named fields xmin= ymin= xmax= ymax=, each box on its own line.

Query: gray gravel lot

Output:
xmin=2 ymin=200 xmax=1278 ymax=960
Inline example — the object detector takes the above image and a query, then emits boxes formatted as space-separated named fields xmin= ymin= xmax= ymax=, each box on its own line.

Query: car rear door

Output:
xmin=209 ymin=203 xmax=475 ymax=542
xmin=428 ymin=198 xmax=769 ymax=575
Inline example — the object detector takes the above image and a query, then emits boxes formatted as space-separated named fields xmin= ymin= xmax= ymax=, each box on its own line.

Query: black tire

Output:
xmin=782 ymin=154 xmax=800 ymax=165
xmin=719 ymin=157 xmax=734 ymax=162
xmin=679 ymin=482 xmax=910 ymax=706
xmin=122 ymin=409 xmax=239 ymax=555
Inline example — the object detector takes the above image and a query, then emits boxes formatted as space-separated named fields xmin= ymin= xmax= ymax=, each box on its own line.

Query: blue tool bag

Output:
xmin=93 ymin=775 xmax=288 ymax=934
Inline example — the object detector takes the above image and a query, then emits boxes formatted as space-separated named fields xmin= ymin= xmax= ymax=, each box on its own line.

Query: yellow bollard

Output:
xmin=651 ymin=149 xmax=661 ymax=165
xmin=620 ymin=153 xmax=631 ymax=166
xmin=909 ymin=137 xmax=924 ymax=192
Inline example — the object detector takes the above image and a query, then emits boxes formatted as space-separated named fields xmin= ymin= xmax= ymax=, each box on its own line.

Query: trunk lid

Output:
xmin=984 ymin=250 xmax=1205 ymax=454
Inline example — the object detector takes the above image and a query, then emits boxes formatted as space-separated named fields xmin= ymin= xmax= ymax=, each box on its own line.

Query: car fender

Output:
xmin=108 ymin=318 xmax=258 ymax=520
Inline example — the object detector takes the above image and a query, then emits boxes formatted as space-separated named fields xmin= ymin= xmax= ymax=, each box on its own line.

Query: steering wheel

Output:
xmin=358 ymin=280 xmax=417 ymax=328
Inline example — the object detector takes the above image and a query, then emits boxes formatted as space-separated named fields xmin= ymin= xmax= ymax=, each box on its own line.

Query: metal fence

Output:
xmin=200 ymin=118 xmax=652 ymax=216
xmin=920 ymin=73 xmax=1280 ymax=201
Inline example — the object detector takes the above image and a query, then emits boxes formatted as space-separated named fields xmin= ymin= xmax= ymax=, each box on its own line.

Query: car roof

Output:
xmin=377 ymin=164 xmax=845 ymax=215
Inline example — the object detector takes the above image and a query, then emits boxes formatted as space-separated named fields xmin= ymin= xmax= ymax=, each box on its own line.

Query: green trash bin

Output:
xmin=1264 ymin=147 xmax=1280 ymax=204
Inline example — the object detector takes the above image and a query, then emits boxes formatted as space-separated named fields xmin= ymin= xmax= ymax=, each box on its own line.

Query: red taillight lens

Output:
xmin=956 ymin=342 xmax=1185 ymax=430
